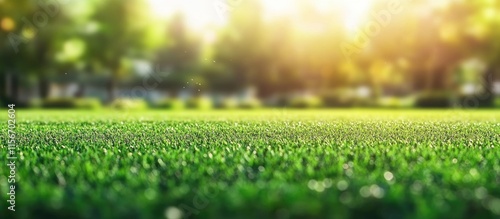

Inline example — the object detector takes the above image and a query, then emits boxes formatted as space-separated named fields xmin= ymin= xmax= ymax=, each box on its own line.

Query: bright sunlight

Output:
xmin=147 ymin=0 xmax=222 ymax=30
xmin=147 ymin=0 xmax=374 ymax=33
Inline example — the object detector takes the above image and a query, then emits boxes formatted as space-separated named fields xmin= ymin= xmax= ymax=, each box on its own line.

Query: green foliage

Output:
xmin=321 ymin=90 xmax=352 ymax=107
xmin=38 ymin=98 xmax=102 ymax=109
xmin=239 ymin=98 xmax=262 ymax=109
xmin=1 ymin=110 xmax=499 ymax=219
xmin=320 ymin=90 xmax=373 ymax=107
xmin=3 ymin=0 xmax=500 ymax=105
xmin=377 ymin=97 xmax=415 ymax=108
xmin=416 ymin=92 xmax=453 ymax=108
xmin=154 ymin=98 xmax=185 ymax=110
xmin=457 ymin=94 xmax=496 ymax=108
xmin=186 ymin=97 xmax=213 ymax=110
xmin=110 ymin=98 xmax=148 ymax=110
xmin=218 ymin=98 xmax=239 ymax=109
xmin=288 ymin=96 xmax=323 ymax=108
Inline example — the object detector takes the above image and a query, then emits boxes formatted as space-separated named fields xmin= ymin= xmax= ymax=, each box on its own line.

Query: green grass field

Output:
xmin=1 ymin=110 xmax=500 ymax=219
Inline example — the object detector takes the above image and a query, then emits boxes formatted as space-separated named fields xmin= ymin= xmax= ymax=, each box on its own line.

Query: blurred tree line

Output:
xmin=1 ymin=0 xmax=499 ymax=107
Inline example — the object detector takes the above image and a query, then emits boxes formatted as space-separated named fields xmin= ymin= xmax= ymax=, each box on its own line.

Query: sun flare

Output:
xmin=336 ymin=0 xmax=373 ymax=33
xmin=147 ymin=0 xmax=223 ymax=30
xmin=147 ymin=0 xmax=374 ymax=33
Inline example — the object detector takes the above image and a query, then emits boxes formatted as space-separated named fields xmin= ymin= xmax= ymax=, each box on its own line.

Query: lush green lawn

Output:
xmin=1 ymin=110 xmax=500 ymax=219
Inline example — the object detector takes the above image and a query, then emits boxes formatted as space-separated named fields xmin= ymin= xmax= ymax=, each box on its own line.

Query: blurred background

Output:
xmin=1 ymin=0 xmax=500 ymax=110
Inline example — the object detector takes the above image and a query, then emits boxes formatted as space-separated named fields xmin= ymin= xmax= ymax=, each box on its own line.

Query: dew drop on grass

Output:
xmin=370 ymin=185 xmax=385 ymax=198
xmin=130 ymin=167 xmax=138 ymax=174
xmin=359 ymin=186 xmax=370 ymax=198
xmin=323 ymin=178 xmax=332 ymax=188
xmin=308 ymin=179 xmax=325 ymax=192
xmin=342 ymin=164 xmax=349 ymax=170
xmin=207 ymin=167 xmax=214 ymax=175
xmin=165 ymin=207 xmax=183 ymax=219
xmin=384 ymin=171 xmax=394 ymax=181
xmin=469 ymin=168 xmax=479 ymax=177
xmin=315 ymin=185 xmax=325 ymax=192
xmin=308 ymin=180 xmax=317 ymax=190
xmin=337 ymin=180 xmax=348 ymax=191
xmin=411 ymin=181 xmax=423 ymax=194
xmin=345 ymin=169 xmax=354 ymax=178
xmin=475 ymin=187 xmax=488 ymax=199
xmin=340 ymin=192 xmax=353 ymax=204
xmin=144 ymin=188 xmax=156 ymax=200
xmin=489 ymin=198 xmax=500 ymax=215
